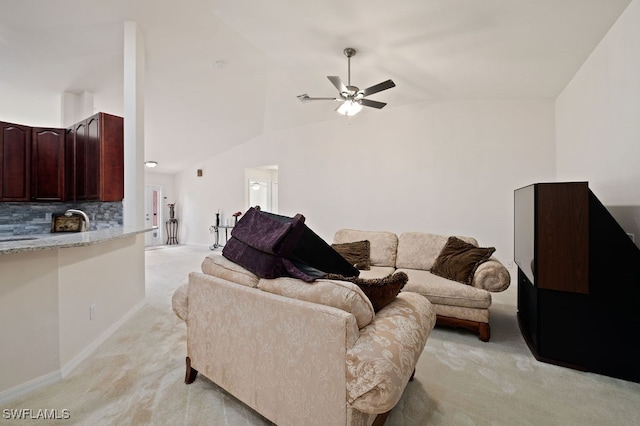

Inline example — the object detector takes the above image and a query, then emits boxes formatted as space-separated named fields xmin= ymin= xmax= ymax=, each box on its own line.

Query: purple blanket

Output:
xmin=222 ymin=208 xmax=358 ymax=282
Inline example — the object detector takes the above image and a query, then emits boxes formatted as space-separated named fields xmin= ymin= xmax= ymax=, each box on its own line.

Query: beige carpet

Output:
xmin=3 ymin=245 xmax=639 ymax=425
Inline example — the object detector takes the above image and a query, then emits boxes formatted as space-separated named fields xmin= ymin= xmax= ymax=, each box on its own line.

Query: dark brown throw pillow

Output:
xmin=431 ymin=236 xmax=495 ymax=285
xmin=331 ymin=240 xmax=371 ymax=270
xmin=326 ymin=271 xmax=407 ymax=312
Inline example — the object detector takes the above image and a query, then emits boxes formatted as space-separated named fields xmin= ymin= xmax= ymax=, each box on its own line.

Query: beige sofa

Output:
xmin=333 ymin=229 xmax=511 ymax=341
xmin=172 ymin=254 xmax=436 ymax=426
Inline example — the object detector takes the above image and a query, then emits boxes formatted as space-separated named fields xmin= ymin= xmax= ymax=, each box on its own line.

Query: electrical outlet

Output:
xmin=507 ymin=260 xmax=514 ymax=269
xmin=89 ymin=304 xmax=96 ymax=320
xmin=45 ymin=212 xmax=52 ymax=221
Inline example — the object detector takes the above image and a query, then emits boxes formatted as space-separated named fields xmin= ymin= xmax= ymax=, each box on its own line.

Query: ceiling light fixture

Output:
xmin=297 ymin=48 xmax=396 ymax=117
xmin=336 ymin=100 xmax=363 ymax=116
xmin=144 ymin=161 xmax=158 ymax=168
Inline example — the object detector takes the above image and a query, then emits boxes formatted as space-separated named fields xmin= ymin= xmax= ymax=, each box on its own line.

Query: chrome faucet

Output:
xmin=64 ymin=209 xmax=90 ymax=231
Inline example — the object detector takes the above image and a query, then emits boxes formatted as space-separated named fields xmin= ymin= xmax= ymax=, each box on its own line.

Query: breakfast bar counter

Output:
xmin=0 ymin=226 xmax=154 ymax=255
xmin=0 ymin=226 xmax=150 ymax=403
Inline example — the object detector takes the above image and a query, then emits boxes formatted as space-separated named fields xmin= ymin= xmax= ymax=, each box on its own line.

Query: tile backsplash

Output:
xmin=0 ymin=202 xmax=123 ymax=237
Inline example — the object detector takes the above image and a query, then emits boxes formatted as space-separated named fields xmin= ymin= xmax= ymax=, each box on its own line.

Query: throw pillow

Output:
xmin=431 ymin=236 xmax=496 ymax=285
xmin=326 ymin=271 xmax=408 ymax=312
xmin=331 ymin=240 xmax=371 ymax=270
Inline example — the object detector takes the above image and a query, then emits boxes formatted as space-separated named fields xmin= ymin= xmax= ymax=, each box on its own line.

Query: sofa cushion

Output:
xmin=398 ymin=268 xmax=491 ymax=309
xmin=332 ymin=240 xmax=371 ymax=270
xmin=396 ymin=232 xmax=478 ymax=271
xmin=326 ymin=272 xmax=408 ymax=312
xmin=201 ymin=254 xmax=259 ymax=288
xmin=257 ymin=277 xmax=375 ymax=328
xmin=431 ymin=236 xmax=495 ymax=285
xmin=334 ymin=229 xmax=398 ymax=268
xmin=357 ymin=266 xmax=396 ymax=280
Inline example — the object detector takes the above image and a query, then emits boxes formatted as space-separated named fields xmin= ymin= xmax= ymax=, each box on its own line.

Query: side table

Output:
xmin=166 ymin=219 xmax=179 ymax=245
xmin=209 ymin=225 xmax=232 ymax=249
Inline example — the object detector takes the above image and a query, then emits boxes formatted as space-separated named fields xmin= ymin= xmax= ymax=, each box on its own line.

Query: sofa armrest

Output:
xmin=172 ymin=281 xmax=189 ymax=321
xmin=346 ymin=292 xmax=435 ymax=414
xmin=471 ymin=258 xmax=511 ymax=292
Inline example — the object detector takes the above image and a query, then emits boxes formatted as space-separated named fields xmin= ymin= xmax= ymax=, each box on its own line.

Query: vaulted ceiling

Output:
xmin=0 ymin=0 xmax=632 ymax=173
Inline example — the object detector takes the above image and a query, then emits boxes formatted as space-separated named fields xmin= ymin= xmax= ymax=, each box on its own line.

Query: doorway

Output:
xmin=144 ymin=184 xmax=163 ymax=246
xmin=245 ymin=166 xmax=278 ymax=213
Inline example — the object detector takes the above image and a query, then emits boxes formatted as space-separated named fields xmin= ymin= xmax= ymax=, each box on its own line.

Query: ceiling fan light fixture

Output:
xmin=300 ymin=47 xmax=395 ymax=114
xmin=337 ymin=100 xmax=363 ymax=116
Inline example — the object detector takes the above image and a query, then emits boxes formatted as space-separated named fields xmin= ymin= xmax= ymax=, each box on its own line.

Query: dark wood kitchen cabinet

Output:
xmin=1 ymin=112 xmax=123 ymax=203
xmin=70 ymin=119 xmax=87 ymax=200
xmin=85 ymin=113 xmax=101 ymax=200
xmin=66 ymin=112 xmax=124 ymax=202
xmin=1 ymin=121 xmax=31 ymax=201
xmin=31 ymin=127 xmax=66 ymax=201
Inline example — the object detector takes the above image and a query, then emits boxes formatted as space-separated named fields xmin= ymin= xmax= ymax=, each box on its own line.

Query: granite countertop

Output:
xmin=0 ymin=226 xmax=155 ymax=255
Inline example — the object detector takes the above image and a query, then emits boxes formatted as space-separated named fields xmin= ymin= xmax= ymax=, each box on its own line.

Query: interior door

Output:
xmin=144 ymin=184 xmax=163 ymax=246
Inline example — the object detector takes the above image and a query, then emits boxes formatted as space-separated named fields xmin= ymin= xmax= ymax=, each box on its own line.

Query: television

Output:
xmin=514 ymin=184 xmax=536 ymax=285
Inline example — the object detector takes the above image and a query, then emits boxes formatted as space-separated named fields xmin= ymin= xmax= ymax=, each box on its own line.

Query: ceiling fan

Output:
xmin=297 ymin=47 xmax=396 ymax=116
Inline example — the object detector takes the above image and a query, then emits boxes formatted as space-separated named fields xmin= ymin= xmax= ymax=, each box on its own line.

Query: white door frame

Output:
xmin=144 ymin=184 xmax=164 ymax=246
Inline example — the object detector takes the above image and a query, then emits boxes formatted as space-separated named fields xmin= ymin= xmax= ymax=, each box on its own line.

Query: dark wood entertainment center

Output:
xmin=514 ymin=182 xmax=640 ymax=382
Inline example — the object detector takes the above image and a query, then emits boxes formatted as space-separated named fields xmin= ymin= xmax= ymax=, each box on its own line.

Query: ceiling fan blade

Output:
xmin=362 ymin=79 xmax=396 ymax=97
xmin=327 ymin=76 xmax=347 ymax=93
xmin=360 ymin=99 xmax=387 ymax=109
xmin=297 ymin=94 xmax=340 ymax=103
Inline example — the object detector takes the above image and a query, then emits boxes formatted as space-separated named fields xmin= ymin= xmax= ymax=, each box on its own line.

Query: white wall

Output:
xmin=556 ymin=0 xmax=640 ymax=205
xmin=0 ymin=86 xmax=61 ymax=127
xmin=0 ymin=88 xmax=121 ymax=128
xmin=58 ymin=235 xmax=145 ymax=368
xmin=123 ymin=21 xmax=146 ymax=229
xmin=175 ymin=99 xmax=556 ymax=262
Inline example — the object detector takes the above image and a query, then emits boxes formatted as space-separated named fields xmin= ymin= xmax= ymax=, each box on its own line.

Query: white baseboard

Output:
xmin=60 ymin=300 xmax=147 ymax=378
xmin=0 ymin=300 xmax=146 ymax=405
xmin=0 ymin=371 xmax=61 ymax=405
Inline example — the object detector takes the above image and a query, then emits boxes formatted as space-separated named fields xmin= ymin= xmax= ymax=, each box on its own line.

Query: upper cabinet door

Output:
xmin=74 ymin=120 xmax=87 ymax=200
xmin=85 ymin=114 xmax=101 ymax=200
xmin=75 ymin=113 xmax=123 ymax=202
xmin=0 ymin=121 xmax=31 ymax=201
xmin=98 ymin=113 xmax=124 ymax=202
xmin=65 ymin=126 xmax=75 ymax=200
xmin=31 ymin=127 xmax=66 ymax=201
